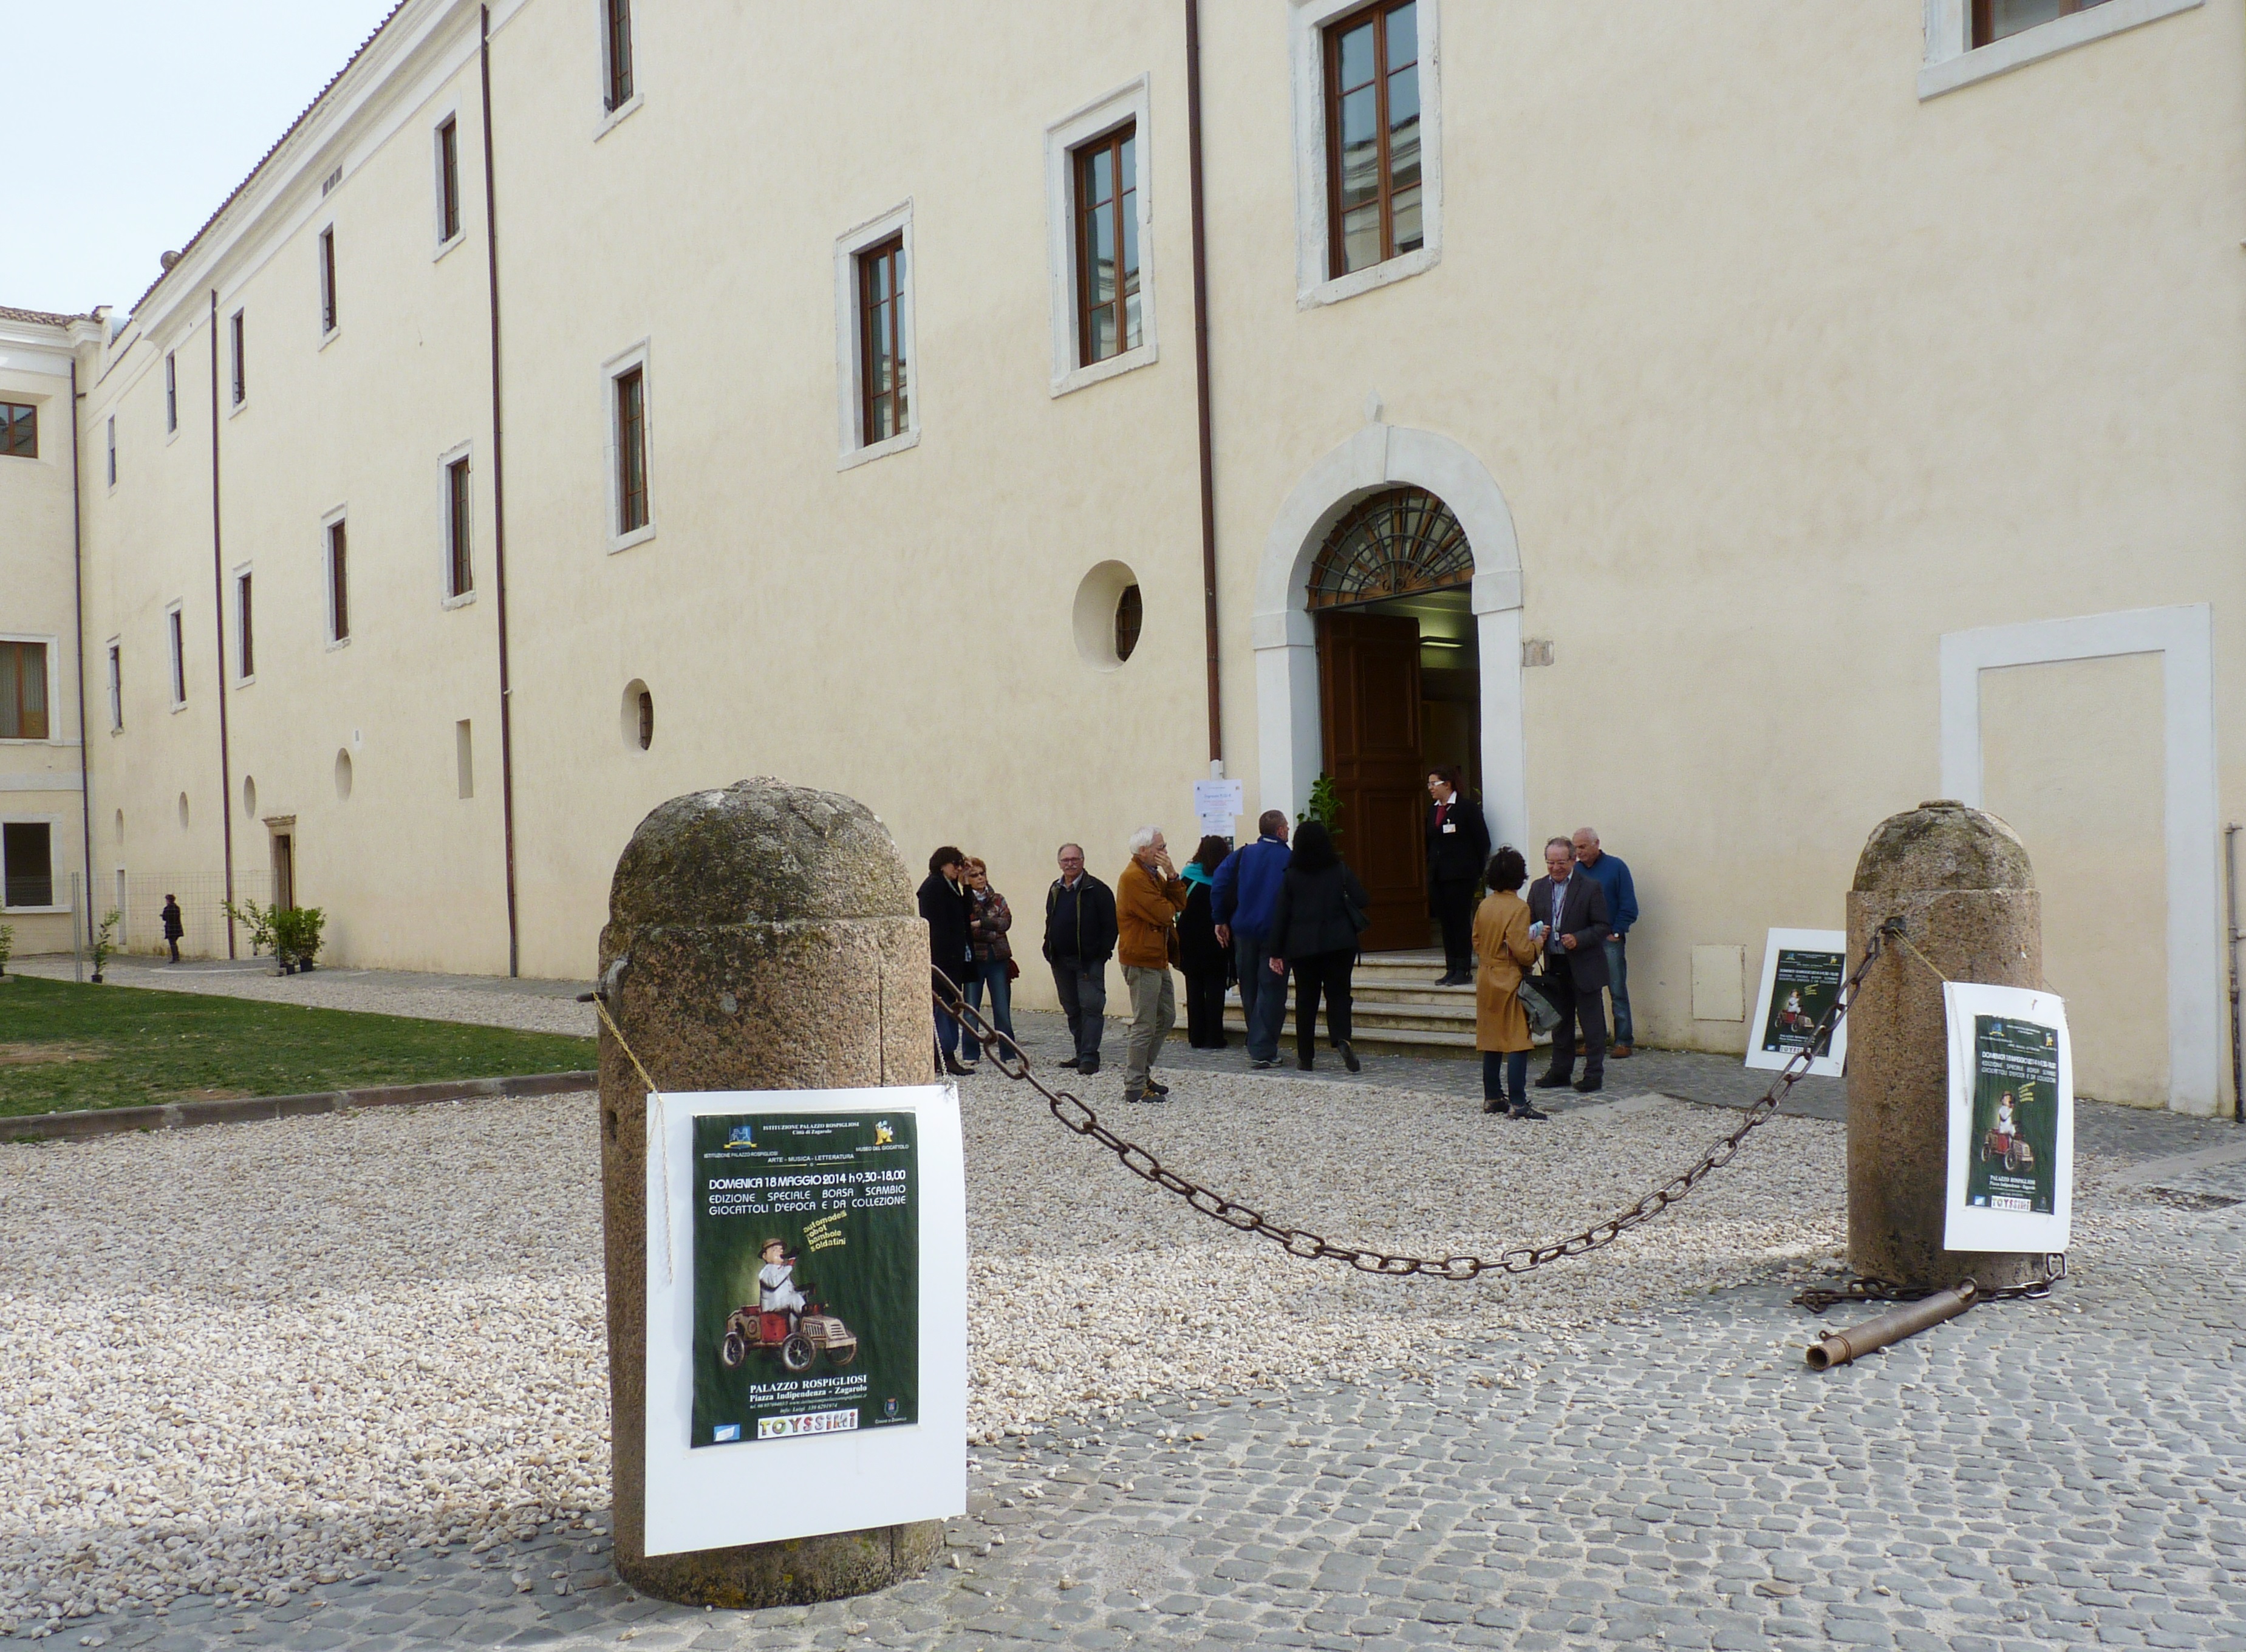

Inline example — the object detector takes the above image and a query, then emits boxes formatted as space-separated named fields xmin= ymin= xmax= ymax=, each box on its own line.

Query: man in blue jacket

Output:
xmin=1212 ymin=810 xmax=1293 ymax=1069
xmin=1571 ymin=827 xmax=1639 ymax=1057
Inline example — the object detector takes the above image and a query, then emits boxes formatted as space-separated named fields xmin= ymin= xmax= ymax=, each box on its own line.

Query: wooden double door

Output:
xmin=1317 ymin=610 xmax=1428 ymax=953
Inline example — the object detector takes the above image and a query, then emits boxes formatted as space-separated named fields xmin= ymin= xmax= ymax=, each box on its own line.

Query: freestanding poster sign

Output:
xmin=1744 ymin=928 xmax=1849 ymax=1078
xmin=1942 ymin=982 xmax=2072 ymax=1255
xmin=642 ymin=1085 xmax=965 ymax=1558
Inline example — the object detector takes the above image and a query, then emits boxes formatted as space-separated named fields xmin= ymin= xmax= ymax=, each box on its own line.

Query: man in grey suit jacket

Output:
xmin=1526 ymin=836 xmax=1614 ymax=1096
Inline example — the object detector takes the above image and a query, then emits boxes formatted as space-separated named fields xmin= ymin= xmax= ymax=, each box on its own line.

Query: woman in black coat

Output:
xmin=918 ymin=846 xmax=976 ymax=1076
xmin=1177 ymin=835 xmax=1234 ymax=1049
xmin=1265 ymin=821 xmax=1368 ymax=1072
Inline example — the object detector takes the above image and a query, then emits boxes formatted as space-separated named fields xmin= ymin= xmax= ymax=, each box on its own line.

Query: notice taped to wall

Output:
xmin=1942 ymin=981 xmax=2072 ymax=1254
xmin=691 ymin=1112 xmax=919 ymax=1448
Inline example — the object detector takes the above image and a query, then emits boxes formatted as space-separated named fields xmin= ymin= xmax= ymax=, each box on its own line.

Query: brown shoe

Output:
xmin=1611 ymin=1043 xmax=1635 ymax=1059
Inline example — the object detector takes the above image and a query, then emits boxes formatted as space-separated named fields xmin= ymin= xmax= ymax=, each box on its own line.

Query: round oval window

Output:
xmin=333 ymin=749 xmax=353 ymax=801
xmin=621 ymin=680 xmax=653 ymax=750
xmin=1071 ymin=562 xmax=1142 ymax=671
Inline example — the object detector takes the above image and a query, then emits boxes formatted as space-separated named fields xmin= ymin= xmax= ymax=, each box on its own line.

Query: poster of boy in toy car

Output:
xmin=1964 ymin=1015 xmax=2059 ymax=1217
xmin=690 ymin=1111 xmax=919 ymax=1449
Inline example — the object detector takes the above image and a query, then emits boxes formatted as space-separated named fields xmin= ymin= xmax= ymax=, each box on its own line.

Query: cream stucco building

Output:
xmin=5 ymin=0 xmax=2241 ymax=1114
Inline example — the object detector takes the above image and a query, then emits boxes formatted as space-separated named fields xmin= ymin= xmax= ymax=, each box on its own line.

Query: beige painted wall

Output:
xmin=29 ymin=0 xmax=2246 ymax=1111
xmin=1982 ymin=653 xmax=2168 ymax=1106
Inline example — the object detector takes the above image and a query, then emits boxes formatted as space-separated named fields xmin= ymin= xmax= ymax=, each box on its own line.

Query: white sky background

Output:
xmin=1 ymin=1 xmax=403 ymax=317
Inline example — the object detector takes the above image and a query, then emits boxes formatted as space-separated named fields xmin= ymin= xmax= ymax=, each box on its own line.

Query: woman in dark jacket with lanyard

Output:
xmin=1266 ymin=821 xmax=1368 ymax=1072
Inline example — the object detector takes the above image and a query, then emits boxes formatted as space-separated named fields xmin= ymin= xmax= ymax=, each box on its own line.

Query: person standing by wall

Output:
xmin=960 ymin=856 xmax=1016 ymax=1063
xmin=1115 ymin=827 xmax=1189 ymax=1103
xmin=160 ymin=894 xmax=183 ymax=964
xmin=918 ymin=847 xmax=976 ymax=1077
xmin=1427 ymin=767 xmax=1492 ymax=986
xmin=1043 ymin=843 xmax=1117 ymax=1075
xmin=1571 ymin=827 xmax=1639 ymax=1057
xmin=1473 ymin=847 xmax=1547 ymax=1119
xmin=1266 ymin=820 xmax=1369 ymax=1073
xmin=1178 ymin=835 xmax=1233 ymax=1050
xmin=1212 ymin=810 xmax=1292 ymax=1069
xmin=1527 ymin=836 xmax=1613 ymax=1094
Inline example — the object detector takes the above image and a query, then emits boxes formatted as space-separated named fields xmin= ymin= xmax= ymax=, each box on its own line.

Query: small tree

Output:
xmin=1297 ymin=773 xmax=1343 ymax=844
xmin=272 ymin=906 xmax=327 ymax=973
xmin=0 ymin=921 xmax=13 ymax=977
xmin=89 ymin=910 xmax=121 ymax=983
xmin=225 ymin=897 xmax=280 ymax=967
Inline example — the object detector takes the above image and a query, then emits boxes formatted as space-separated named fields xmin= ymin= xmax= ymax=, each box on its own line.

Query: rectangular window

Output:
xmin=603 ymin=0 xmax=635 ymax=111
xmin=1 ymin=822 xmax=53 ymax=909
xmin=1973 ymin=0 xmax=2112 ymax=45
xmin=446 ymin=457 xmax=474 ymax=597
xmin=165 ymin=353 xmax=178 ymax=434
xmin=106 ymin=416 xmax=117 ymax=487
xmin=106 ymin=643 xmax=121 ymax=731
xmin=327 ymin=518 xmax=350 ymax=641
xmin=168 ymin=607 xmax=186 ymax=706
xmin=615 ymin=365 xmax=648 ymax=533
xmin=230 ymin=311 xmax=246 ymax=405
xmin=0 ymin=643 xmax=49 ymax=740
xmin=858 ymin=236 xmax=908 ymax=446
xmin=1074 ymin=125 xmax=1141 ymax=366
xmin=235 ymin=571 xmax=254 ymax=680
xmin=319 ymin=227 xmax=339 ymax=334
xmin=456 ymin=720 xmax=474 ymax=800
xmin=437 ymin=117 xmax=462 ymax=242
xmin=1325 ymin=0 xmax=1422 ymax=278
xmin=0 ymin=400 xmax=35 ymax=459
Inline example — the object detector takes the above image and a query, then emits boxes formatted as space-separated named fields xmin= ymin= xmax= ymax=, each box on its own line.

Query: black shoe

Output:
xmin=1297 ymin=1054 xmax=1314 ymax=1071
xmin=1339 ymin=1041 xmax=1360 ymax=1073
xmin=942 ymin=1056 xmax=973 ymax=1077
xmin=1432 ymin=973 xmax=1457 ymax=986
xmin=1534 ymin=1071 xmax=1572 ymax=1090
xmin=1058 ymin=1056 xmax=1081 ymax=1071
xmin=1251 ymin=1058 xmax=1277 ymax=1071
xmin=1510 ymin=1104 xmax=1550 ymax=1121
xmin=1143 ymin=1077 xmax=1170 ymax=1097
xmin=1574 ymin=1076 xmax=1603 ymax=1094
xmin=1079 ymin=1057 xmax=1101 ymax=1076
xmin=1123 ymin=1087 xmax=1145 ymax=1104
xmin=1483 ymin=1097 xmax=1505 ymax=1114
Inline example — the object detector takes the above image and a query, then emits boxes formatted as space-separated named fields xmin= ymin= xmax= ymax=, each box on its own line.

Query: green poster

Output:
xmin=1964 ymin=1014 xmax=2059 ymax=1217
xmin=691 ymin=1111 xmax=919 ymax=1449
xmin=1759 ymin=949 xmax=1843 ymax=1057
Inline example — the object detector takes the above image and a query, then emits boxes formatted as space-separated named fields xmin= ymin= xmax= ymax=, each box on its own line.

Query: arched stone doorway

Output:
xmin=1252 ymin=423 xmax=1527 ymax=947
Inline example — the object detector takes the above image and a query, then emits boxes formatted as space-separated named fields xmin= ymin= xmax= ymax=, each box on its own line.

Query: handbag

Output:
xmin=1005 ymin=958 xmax=1020 ymax=981
xmin=1517 ymin=973 xmax=1563 ymax=1036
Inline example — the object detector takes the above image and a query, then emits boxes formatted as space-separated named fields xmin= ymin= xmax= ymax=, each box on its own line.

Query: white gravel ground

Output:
xmin=0 ymin=1068 xmax=2165 ymax=1631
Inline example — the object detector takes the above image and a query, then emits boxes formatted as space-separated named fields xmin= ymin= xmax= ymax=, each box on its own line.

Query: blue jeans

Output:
xmin=961 ymin=959 xmax=1015 ymax=1055
xmin=1484 ymin=1050 xmax=1529 ymax=1110
xmin=1235 ymin=934 xmax=1288 ymax=1062
xmin=1604 ymin=937 xmax=1633 ymax=1046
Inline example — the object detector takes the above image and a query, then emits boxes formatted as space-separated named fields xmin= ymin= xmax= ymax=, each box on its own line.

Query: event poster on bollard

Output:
xmin=1941 ymin=983 xmax=2074 ymax=1254
xmin=1744 ymin=929 xmax=1849 ymax=1079
xmin=642 ymin=1085 xmax=966 ymax=1557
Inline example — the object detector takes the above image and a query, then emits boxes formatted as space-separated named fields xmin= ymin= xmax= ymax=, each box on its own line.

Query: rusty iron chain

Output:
xmin=931 ymin=930 xmax=1890 ymax=1282
xmin=1792 ymin=1257 xmax=2065 ymax=1314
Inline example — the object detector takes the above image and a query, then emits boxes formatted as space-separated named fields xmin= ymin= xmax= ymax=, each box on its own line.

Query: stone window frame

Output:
xmin=1918 ymin=0 xmax=2201 ymax=98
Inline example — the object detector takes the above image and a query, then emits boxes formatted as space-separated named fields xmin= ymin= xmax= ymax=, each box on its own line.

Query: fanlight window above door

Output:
xmin=1305 ymin=487 xmax=1472 ymax=610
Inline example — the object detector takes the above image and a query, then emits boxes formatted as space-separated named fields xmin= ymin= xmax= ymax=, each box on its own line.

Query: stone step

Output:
xmin=1217 ymin=1012 xmax=1481 ymax=1054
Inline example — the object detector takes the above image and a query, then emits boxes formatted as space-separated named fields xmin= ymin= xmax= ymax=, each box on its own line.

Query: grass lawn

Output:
xmin=0 ymin=976 xmax=595 ymax=1118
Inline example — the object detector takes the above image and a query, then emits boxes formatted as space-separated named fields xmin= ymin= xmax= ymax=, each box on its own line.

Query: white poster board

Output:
xmin=643 ymin=1084 xmax=966 ymax=1557
xmin=1942 ymin=982 xmax=2073 ymax=1254
xmin=1744 ymin=928 xmax=1849 ymax=1079
xmin=1192 ymin=778 xmax=1244 ymax=842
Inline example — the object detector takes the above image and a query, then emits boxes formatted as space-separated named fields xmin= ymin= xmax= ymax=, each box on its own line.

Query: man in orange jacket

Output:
xmin=1116 ymin=826 xmax=1189 ymax=1104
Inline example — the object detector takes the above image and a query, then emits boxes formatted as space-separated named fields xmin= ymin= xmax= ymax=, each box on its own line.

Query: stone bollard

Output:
xmin=1845 ymin=800 xmax=2045 ymax=1291
xmin=595 ymin=779 xmax=941 ymax=1606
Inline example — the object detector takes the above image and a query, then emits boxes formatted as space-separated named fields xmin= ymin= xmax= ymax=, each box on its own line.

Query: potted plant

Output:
xmin=224 ymin=897 xmax=282 ymax=972
xmin=271 ymin=906 xmax=327 ymax=974
xmin=88 ymin=910 xmax=121 ymax=983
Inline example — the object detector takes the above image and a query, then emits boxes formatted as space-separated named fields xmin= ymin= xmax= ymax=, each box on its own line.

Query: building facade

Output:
xmin=5 ymin=0 xmax=2241 ymax=1113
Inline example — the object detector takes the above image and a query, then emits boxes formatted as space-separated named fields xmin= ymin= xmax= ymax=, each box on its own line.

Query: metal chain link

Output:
xmin=933 ymin=930 xmax=1889 ymax=1282
xmin=1793 ymin=1254 xmax=2067 ymax=1312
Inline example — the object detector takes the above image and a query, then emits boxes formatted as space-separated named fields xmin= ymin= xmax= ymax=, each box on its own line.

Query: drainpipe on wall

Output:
xmin=1186 ymin=0 xmax=1223 ymax=774
xmin=207 ymin=291 xmax=237 ymax=958
xmin=69 ymin=358 xmax=95 ymax=931
xmin=480 ymin=3 xmax=522 ymax=978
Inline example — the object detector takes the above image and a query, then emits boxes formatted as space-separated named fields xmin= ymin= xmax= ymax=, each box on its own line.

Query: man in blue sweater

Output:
xmin=1571 ymin=827 xmax=1639 ymax=1057
xmin=1212 ymin=810 xmax=1293 ymax=1069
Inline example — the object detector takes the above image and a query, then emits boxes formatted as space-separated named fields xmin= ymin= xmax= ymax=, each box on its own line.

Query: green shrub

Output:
xmin=272 ymin=906 xmax=327 ymax=971
xmin=0 ymin=921 xmax=12 ymax=976
xmin=89 ymin=910 xmax=121 ymax=980
xmin=1297 ymin=773 xmax=1343 ymax=843
xmin=224 ymin=897 xmax=279 ymax=960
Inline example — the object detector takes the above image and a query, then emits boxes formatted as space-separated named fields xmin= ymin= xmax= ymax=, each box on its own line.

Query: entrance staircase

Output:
xmin=1223 ymin=947 xmax=1481 ymax=1057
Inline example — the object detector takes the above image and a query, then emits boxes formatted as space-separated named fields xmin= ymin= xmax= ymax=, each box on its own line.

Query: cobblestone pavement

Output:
xmin=18 ymin=1188 xmax=2241 ymax=1652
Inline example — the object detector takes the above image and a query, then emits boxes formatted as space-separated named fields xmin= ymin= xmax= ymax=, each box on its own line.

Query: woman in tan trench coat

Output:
xmin=1473 ymin=846 xmax=1546 ymax=1119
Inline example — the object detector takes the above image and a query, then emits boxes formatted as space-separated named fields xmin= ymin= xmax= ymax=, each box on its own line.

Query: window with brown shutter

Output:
xmin=1074 ymin=124 xmax=1141 ymax=366
xmin=329 ymin=520 xmax=349 ymax=642
xmin=1972 ymin=0 xmax=2112 ymax=46
xmin=319 ymin=227 xmax=338 ymax=334
xmin=230 ymin=312 xmax=247 ymax=405
xmin=858 ymin=236 xmax=908 ymax=446
xmin=616 ymin=366 xmax=648 ymax=532
xmin=437 ymin=118 xmax=462 ymax=242
xmin=603 ymin=0 xmax=634 ymax=111
xmin=1 ymin=822 xmax=53 ymax=909
xmin=0 ymin=643 xmax=48 ymax=740
xmin=446 ymin=457 xmax=474 ymax=597
xmin=0 ymin=401 xmax=33 ymax=459
xmin=1324 ymin=0 xmax=1422 ymax=279
xmin=236 ymin=572 xmax=254 ymax=679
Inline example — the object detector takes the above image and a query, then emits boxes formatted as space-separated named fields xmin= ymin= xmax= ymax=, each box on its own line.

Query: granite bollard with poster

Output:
xmin=596 ymin=779 xmax=963 ymax=1608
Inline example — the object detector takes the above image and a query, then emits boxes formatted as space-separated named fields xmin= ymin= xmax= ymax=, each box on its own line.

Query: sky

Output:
xmin=1 ymin=1 xmax=403 ymax=318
